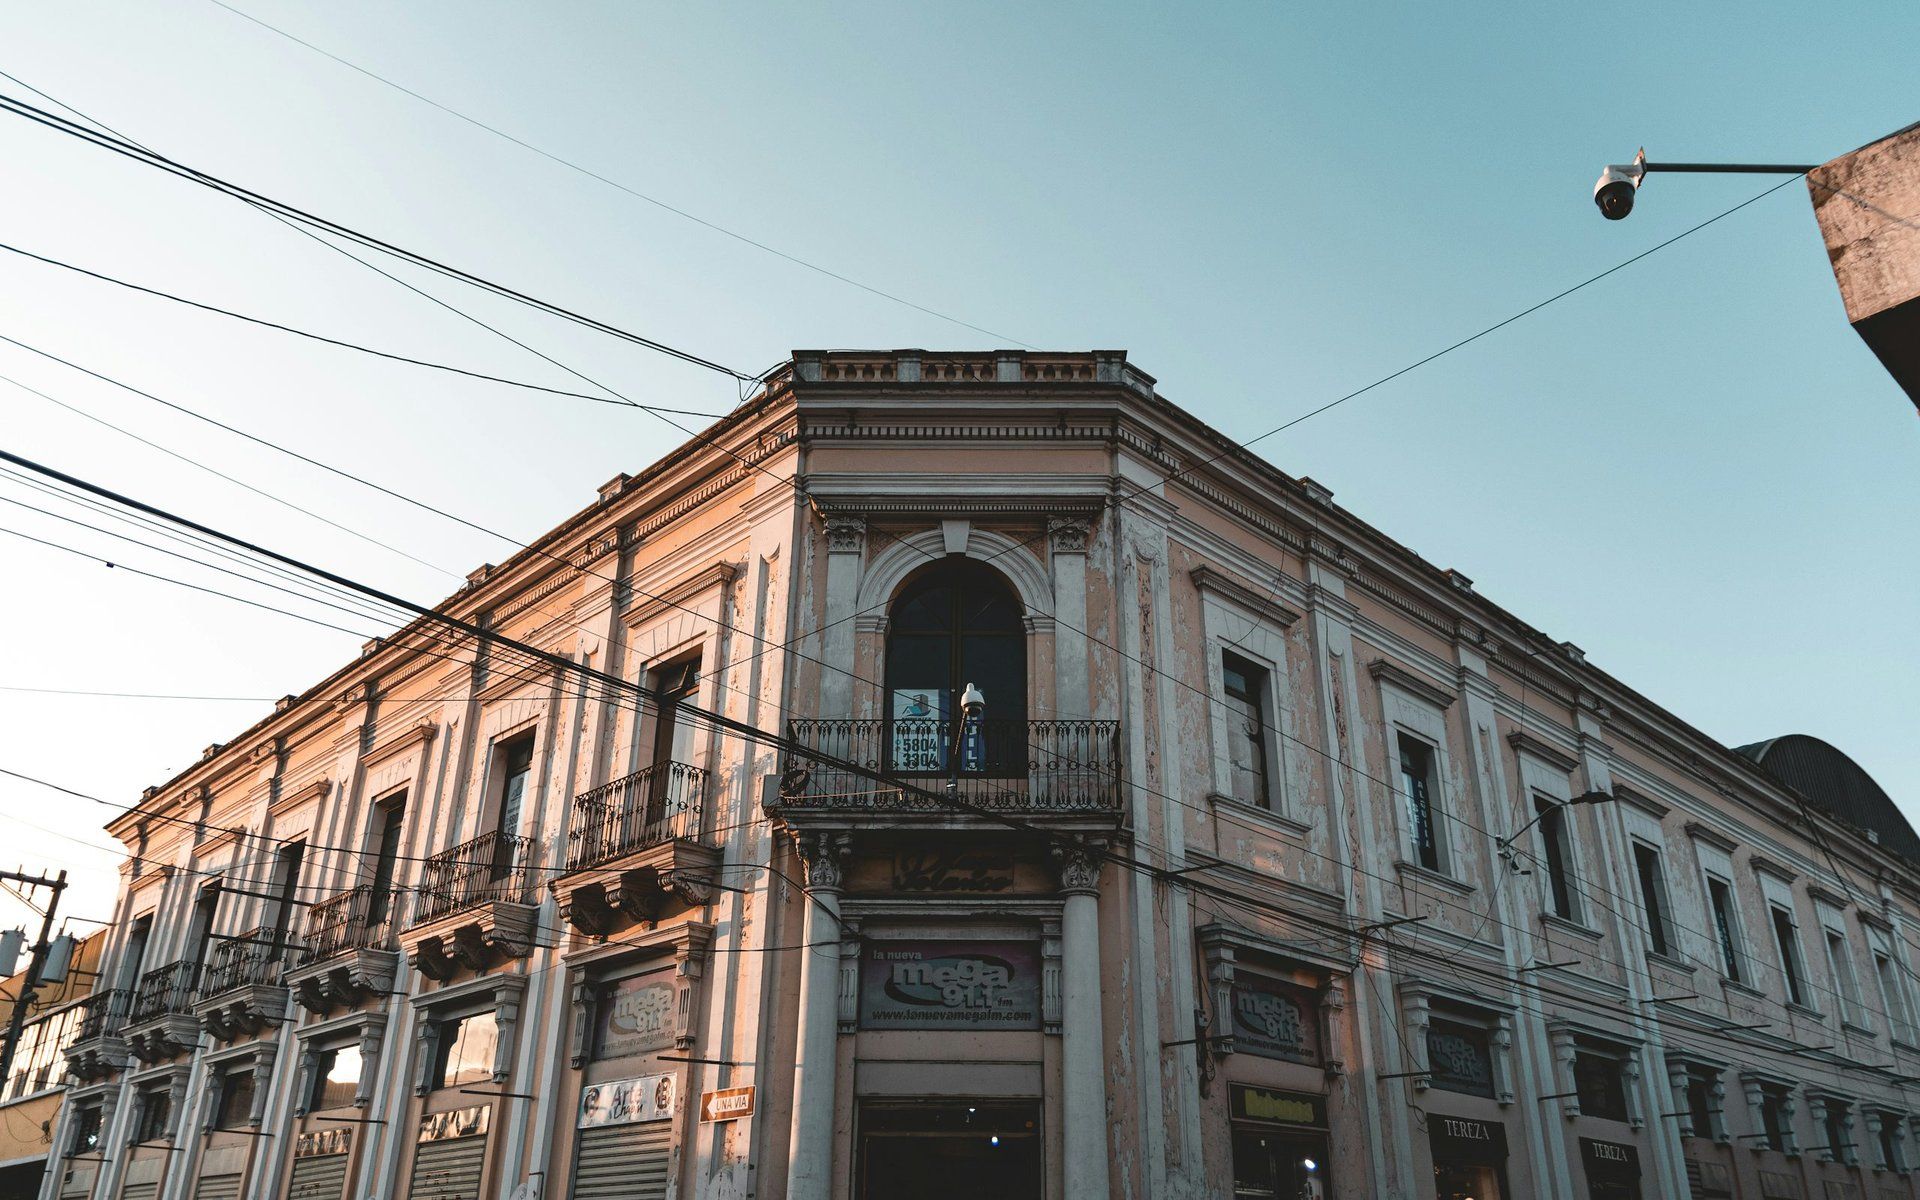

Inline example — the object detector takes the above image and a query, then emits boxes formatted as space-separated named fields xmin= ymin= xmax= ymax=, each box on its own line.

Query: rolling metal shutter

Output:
xmin=573 ymin=1122 xmax=672 ymax=1200
xmin=287 ymin=1153 xmax=351 ymax=1200
xmin=56 ymin=1163 xmax=96 ymax=1200
xmin=408 ymin=1133 xmax=489 ymax=1200
xmin=191 ymin=1174 xmax=243 ymax=1200
xmin=120 ymin=1184 xmax=159 ymax=1200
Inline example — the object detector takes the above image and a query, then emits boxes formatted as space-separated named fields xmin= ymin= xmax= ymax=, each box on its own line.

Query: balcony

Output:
xmin=63 ymin=989 xmax=132 ymax=1082
xmin=286 ymin=884 xmax=399 ymax=1015
xmin=124 ymin=962 xmax=201 ymax=1062
xmin=193 ymin=928 xmax=293 ymax=1040
xmin=399 ymin=831 xmax=538 ymax=980
xmin=773 ymin=719 xmax=1124 ymax=830
xmin=552 ymin=761 xmax=721 ymax=935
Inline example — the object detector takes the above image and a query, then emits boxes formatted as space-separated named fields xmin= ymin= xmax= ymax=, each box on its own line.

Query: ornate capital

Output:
xmin=1051 ymin=844 xmax=1103 ymax=896
xmin=824 ymin=517 xmax=867 ymax=554
xmin=797 ymin=832 xmax=852 ymax=893
xmin=1047 ymin=519 xmax=1090 ymax=554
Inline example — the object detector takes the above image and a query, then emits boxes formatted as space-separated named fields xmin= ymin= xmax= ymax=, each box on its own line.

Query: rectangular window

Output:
xmin=1759 ymin=1088 xmax=1789 ymax=1151
xmin=1425 ymin=1018 xmax=1495 ymax=1097
xmin=118 ymin=914 xmax=153 ymax=993
xmin=494 ymin=734 xmax=536 ymax=840
xmin=1825 ymin=928 xmax=1863 ymax=1025
xmin=432 ymin=1011 xmax=499 ymax=1091
xmin=1573 ymin=1047 xmax=1630 ymax=1121
xmin=1221 ymin=652 xmax=1273 ymax=810
xmin=215 ymin=1071 xmax=255 ymax=1129
xmin=134 ymin=1087 xmax=173 ymax=1144
xmin=1823 ymin=1098 xmax=1853 ymax=1163
xmin=1875 ymin=951 xmax=1912 ymax=1042
xmin=1397 ymin=734 xmax=1441 ymax=872
xmin=364 ymin=795 xmax=406 ymax=928
xmin=1537 ymin=796 xmax=1578 ymax=921
xmin=185 ymin=886 xmax=221 ymax=985
xmin=309 ymin=1044 xmax=364 ymax=1111
xmin=1633 ymin=843 xmax=1675 ymax=958
xmin=268 ymin=841 xmax=306 ymax=948
xmin=1686 ymin=1070 xmax=1717 ymax=1138
xmin=69 ymin=1101 xmax=102 ymax=1156
xmin=1772 ymin=906 xmax=1807 ymax=1007
xmin=1708 ymin=877 xmax=1745 ymax=983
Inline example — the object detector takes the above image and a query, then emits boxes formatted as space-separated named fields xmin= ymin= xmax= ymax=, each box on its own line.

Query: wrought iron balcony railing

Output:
xmin=73 ymin=989 xmax=132 ymax=1042
xmin=130 ymin=961 xmax=198 ymax=1023
xmin=781 ymin=718 xmax=1123 ymax=813
xmin=197 ymin=927 xmax=293 ymax=998
xmin=566 ymin=761 xmax=707 ymax=873
xmin=411 ymin=831 xmax=535 ymax=927
xmin=301 ymin=884 xmax=395 ymax=965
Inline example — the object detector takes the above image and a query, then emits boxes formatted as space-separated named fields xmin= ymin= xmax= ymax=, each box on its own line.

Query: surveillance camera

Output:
xmin=1592 ymin=149 xmax=1647 ymax=220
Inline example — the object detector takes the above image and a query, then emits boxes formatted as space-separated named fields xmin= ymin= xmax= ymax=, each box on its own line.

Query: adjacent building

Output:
xmin=47 ymin=350 xmax=1920 ymax=1200
xmin=1 ymin=930 xmax=101 ymax=1198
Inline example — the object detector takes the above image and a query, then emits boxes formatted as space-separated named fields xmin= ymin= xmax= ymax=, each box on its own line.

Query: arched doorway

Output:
xmin=884 ymin=559 xmax=1027 ymax=774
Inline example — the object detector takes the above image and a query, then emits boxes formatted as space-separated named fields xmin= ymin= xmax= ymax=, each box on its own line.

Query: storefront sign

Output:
xmin=594 ymin=970 xmax=677 ymax=1060
xmin=858 ymin=940 xmax=1041 ymax=1030
xmin=1232 ymin=975 xmax=1322 ymax=1063
xmin=1425 ymin=1019 xmax=1495 ymax=1097
xmin=699 ymin=1085 xmax=756 ymax=1123
xmin=890 ymin=690 xmax=948 ymax=772
xmin=1427 ymin=1115 xmax=1507 ymax=1164
xmin=1580 ymin=1137 xmax=1640 ymax=1180
xmin=579 ymin=1073 xmax=676 ymax=1129
xmin=418 ymin=1105 xmax=490 ymax=1143
xmin=294 ymin=1128 xmax=351 ymax=1158
xmin=1229 ymin=1084 xmax=1326 ymax=1128
xmin=891 ymin=848 xmax=1015 ymax=893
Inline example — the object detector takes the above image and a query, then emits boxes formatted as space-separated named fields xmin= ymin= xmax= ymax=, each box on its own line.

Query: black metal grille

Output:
xmin=73 ymin=989 xmax=132 ymax=1041
xmin=411 ymin=831 xmax=535 ymax=926
xmin=782 ymin=718 xmax=1122 ymax=811
xmin=130 ymin=961 xmax=197 ymax=1022
xmin=300 ymin=885 xmax=394 ymax=964
xmin=566 ymin=760 xmax=707 ymax=873
xmin=197 ymin=927 xmax=293 ymax=998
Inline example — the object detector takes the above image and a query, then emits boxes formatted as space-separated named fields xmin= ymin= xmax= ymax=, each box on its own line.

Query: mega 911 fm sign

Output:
xmin=857 ymin=940 xmax=1042 ymax=1030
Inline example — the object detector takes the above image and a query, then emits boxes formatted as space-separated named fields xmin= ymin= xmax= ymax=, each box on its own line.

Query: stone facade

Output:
xmin=44 ymin=350 xmax=1920 ymax=1200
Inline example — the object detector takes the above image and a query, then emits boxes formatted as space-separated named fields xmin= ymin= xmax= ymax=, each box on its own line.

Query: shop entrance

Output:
xmin=858 ymin=1102 xmax=1042 ymax=1200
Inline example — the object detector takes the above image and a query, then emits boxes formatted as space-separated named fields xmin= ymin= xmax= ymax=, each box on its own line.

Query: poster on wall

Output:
xmin=858 ymin=939 xmax=1042 ymax=1030
xmin=890 ymin=689 xmax=949 ymax=773
xmin=578 ymin=1073 xmax=677 ymax=1129
xmin=594 ymin=970 xmax=677 ymax=1060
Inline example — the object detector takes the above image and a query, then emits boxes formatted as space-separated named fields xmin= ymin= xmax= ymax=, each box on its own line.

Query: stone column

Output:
xmin=1048 ymin=520 xmax=1090 ymax=719
xmin=820 ymin=518 xmax=866 ymax=714
xmin=786 ymin=833 xmax=849 ymax=1200
xmin=1055 ymin=846 xmax=1109 ymax=1200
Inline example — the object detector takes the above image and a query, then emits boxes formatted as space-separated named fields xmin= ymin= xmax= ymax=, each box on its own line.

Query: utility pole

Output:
xmin=0 ymin=869 xmax=67 ymax=1088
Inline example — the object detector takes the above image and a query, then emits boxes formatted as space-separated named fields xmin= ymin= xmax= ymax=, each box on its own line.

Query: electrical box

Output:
xmin=0 ymin=929 xmax=23 ymax=979
xmin=36 ymin=934 xmax=73 ymax=985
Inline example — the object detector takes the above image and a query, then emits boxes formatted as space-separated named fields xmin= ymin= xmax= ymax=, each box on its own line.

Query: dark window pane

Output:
xmin=1773 ymin=908 xmax=1805 ymax=1005
xmin=1538 ymin=797 xmax=1576 ymax=920
xmin=1574 ymin=1049 xmax=1629 ymax=1121
xmin=891 ymin=584 xmax=953 ymax=632
xmin=216 ymin=1072 xmax=255 ymax=1129
xmin=1709 ymin=879 xmax=1741 ymax=981
xmin=1399 ymin=736 xmax=1439 ymax=871
xmin=1635 ymin=844 xmax=1670 ymax=957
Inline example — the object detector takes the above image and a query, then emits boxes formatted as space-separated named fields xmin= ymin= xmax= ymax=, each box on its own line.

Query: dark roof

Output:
xmin=1734 ymin=734 xmax=1920 ymax=865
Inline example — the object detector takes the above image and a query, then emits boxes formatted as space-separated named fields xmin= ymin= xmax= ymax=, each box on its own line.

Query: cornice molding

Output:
xmin=1806 ymin=885 xmax=1852 ymax=911
xmin=1190 ymin=565 xmax=1302 ymax=628
xmin=1750 ymin=856 xmax=1798 ymax=885
xmin=1507 ymin=730 xmax=1581 ymax=775
xmin=1613 ymin=785 xmax=1670 ymax=820
xmin=1367 ymin=658 xmax=1457 ymax=711
xmin=363 ymin=720 xmax=437 ymax=772
xmin=270 ymin=777 xmax=330 ymax=818
xmin=1684 ymin=821 xmax=1739 ymax=855
xmin=622 ymin=562 xmax=739 ymax=630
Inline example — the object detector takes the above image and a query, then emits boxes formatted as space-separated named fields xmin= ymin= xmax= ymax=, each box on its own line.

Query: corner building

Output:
xmin=48 ymin=350 xmax=1920 ymax=1200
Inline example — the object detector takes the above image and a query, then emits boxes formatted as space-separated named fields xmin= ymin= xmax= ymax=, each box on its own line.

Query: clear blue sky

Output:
xmin=0 ymin=1 xmax=1914 ymax=932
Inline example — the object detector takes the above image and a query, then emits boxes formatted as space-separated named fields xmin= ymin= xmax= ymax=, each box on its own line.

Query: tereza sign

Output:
xmin=858 ymin=940 xmax=1042 ymax=1030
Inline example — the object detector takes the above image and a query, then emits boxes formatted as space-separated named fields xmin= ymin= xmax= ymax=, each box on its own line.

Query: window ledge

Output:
xmin=1785 ymin=1001 xmax=1824 ymax=1021
xmin=1891 ymin=1038 xmax=1920 ymax=1056
xmin=1393 ymin=860 xmax=1475 ymax=897
xmin=1645 ymin=951 xmax=1696 ymax=975
xmin=1842 ymin=1020 xmax=1878 ymax=1040
xmin=1541 ymin=912 xmax=1603 ymax=941
xmin=1208 ymin=793 xmax=1313 ymax=839
xmin=1720 ymin=978 xmax=1767 ymax=1000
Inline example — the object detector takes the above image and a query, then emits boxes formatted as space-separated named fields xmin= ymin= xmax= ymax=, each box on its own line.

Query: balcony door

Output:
xmin=885 ymin=559 xmax=1027 ymax=774
xmin=644 ymin=656 xmax=701 ymax=828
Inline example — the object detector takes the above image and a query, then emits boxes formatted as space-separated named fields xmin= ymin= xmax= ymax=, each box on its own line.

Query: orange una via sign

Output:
xmin=699 ymin=1086 xmax=755 ymax=1123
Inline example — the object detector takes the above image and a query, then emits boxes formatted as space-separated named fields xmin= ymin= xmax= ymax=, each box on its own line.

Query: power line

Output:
xmin=0 ymin=239 xmax=731 ymax=418
xmin=195 ymin=5 xmax=1040 ymax=350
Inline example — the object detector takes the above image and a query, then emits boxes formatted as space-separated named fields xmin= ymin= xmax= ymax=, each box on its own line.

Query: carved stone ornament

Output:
xmin=797 ymin=832 xmax=852 ymax=892
xmin=1051 ymin=844 xmax=1103 ymax=896
xmin=824 ymin=517 xmax=867 ymax=554
xmin=1047 ymin=519 xmax=1091 ymax=554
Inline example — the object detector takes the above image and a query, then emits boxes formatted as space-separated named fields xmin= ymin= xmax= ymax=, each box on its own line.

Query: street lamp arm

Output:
xmin=1642 ymin=162 xmax=1818 ymax=175
xmin=1498 ymin=790 xmax=1615 ymax=850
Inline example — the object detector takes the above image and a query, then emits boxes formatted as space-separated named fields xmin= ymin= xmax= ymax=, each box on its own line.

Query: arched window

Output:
xmin=884 ymin=559 xmax=1026 ymax=773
